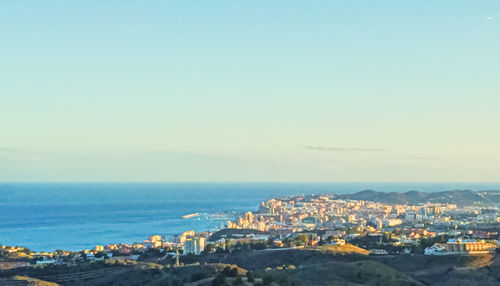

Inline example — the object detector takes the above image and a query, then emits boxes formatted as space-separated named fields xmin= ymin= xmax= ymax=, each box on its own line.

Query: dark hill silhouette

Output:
xmin=335 ymin=189 xmax=500 ymax=206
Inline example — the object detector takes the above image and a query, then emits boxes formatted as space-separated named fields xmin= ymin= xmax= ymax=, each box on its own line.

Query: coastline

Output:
xmin=2 ymin=182 xmax=500 ymax=251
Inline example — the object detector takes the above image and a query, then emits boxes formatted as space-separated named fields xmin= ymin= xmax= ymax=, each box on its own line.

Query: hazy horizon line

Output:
xmin=1 ymin=181 xmax=500 ymax=184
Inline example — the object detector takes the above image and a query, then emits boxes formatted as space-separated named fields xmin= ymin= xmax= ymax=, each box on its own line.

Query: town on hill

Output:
xmin=2 ymin=190 xmax=500 ymax=285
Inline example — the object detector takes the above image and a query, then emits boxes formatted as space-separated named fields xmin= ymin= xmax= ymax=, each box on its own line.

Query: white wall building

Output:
xmin=183 ymin=236 xmax=205 ymax=255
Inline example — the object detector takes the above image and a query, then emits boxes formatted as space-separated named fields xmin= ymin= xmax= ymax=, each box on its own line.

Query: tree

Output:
xmin=54 ymin=249 xmax=64 ymax=255
xmin=95 ymin=252 xmax=106 ymax=258
xmin=295 ymin=234 xmax=309 ymax=246
xmin=212 ymin=273 xmax=226 ymax=286
xmin=203 ymin=243 xmax=216 ymax=254
xmin=233 ymin=276 xmax=243 ymax=286
xmin=225 ymin=239 xmax=234 ymax=251
xmin=246 ymin=270 xmax=255 ymax=282
xmin=223 ymin=266 xmax=238 ymax=277
xmin=263 ymin=275 xmax=274 ymax=286
xmin=191 ymin=272 xmax=208 ymax=282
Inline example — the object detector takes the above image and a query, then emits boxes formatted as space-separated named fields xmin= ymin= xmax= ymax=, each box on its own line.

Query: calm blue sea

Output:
xmin=1 ymin=182 xmax=500 ymax=252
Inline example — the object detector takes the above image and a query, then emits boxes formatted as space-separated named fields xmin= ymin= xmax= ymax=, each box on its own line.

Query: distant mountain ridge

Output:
xmin=334 ymin=189 xmax=500 ymax=206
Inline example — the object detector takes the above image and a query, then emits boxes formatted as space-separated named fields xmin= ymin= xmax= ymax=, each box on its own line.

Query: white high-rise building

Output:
xmin=183 ymin=236 xmax=205 ymax=255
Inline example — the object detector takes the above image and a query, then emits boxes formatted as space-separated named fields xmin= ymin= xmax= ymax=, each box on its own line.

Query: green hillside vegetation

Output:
xmin=266 ymin=260 xmax=422 ymax=286
xmin=0 ymin=262 xmax=251 ymax=286
xmin=209 ymin=229 xmax=270 ymax=242
xmin=336 ymin=190 xmax=500 ymax=206
xmin=3 ymin=250 xmax=500 ymax=285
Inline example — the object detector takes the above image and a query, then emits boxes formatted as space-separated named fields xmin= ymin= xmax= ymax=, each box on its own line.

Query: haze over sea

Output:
xmin=2 ymin=182 xmax=500 ymax=252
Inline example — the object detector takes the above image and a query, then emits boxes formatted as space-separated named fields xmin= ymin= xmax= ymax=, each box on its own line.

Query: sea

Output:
xmin=1 ymin=182 xmax=500 ymax=252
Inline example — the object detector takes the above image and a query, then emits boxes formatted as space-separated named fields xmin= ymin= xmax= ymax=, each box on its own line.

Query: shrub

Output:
xmin=191 ymin=272 xmax=208 ymax=282
xmin=246 ymin=270 xmax=255 ymax=282
xmin=263 ymin=275 xmax=274 ymax=286
xmin=212 ymin=273 xmax=226 ymax=286
xmin=233 ymin=276 xmax=243 ymax=286
xmin=222 ymin=266 xmax=238 ymax=277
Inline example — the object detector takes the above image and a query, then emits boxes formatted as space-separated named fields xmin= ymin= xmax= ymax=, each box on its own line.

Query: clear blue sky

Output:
xmin=1 ymin=1 xmax=499 ymax=182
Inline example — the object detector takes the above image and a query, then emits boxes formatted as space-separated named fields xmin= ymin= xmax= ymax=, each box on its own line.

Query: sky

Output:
xmin=0 ymin=0 xmax=499 ymax=182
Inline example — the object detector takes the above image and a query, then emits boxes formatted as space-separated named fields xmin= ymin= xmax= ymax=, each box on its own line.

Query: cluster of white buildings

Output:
xmin=425 ymin=238 xmax=497 ymax=255
xmin=226 ymin=195 xmax=460 ymax=237
xmin=3 ymin=193 xmax=500 ymax=269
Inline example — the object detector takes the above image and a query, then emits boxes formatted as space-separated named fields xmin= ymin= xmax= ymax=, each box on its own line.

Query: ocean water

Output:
xmin=1 ymin=182 xmax=500 ymax=252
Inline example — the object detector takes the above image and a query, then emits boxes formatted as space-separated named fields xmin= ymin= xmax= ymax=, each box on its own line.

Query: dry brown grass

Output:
xmin=313 ymin=243 xmax=370 ymax=255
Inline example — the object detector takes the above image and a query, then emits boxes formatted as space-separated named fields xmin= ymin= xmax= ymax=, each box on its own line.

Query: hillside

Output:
xmin=3 ymin=252 xmax=500 ymax=285
xmin=335 ymin=190 xmax=500 ymax=206
xmin=271 ymin=260 xmax=423 ymax=286
xmin=313 ymin=244 xmax=370 ymax=256
xmin=208 ymin=228 xmax=270 ymax=242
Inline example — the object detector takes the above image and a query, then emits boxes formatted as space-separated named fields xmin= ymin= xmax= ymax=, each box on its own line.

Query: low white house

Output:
xmin=424 ymin=243 xmax=446 ymax=255
xmin=36 ymin=259 xmax=56 ymax=265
